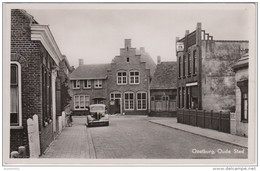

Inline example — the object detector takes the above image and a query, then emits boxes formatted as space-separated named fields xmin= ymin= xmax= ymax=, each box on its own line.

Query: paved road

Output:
xmin=41 ymin=115 xmax=247 ymax=159
xmin=89 ymin=116 xmax=247 ymax=159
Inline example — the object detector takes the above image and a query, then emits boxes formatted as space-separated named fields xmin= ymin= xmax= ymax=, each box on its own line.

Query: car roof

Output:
xmin=89 ymin=104 xmax=106 ymax=107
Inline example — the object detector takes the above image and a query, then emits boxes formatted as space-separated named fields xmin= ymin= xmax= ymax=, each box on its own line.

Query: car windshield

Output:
xmin=90 ymin=106 xmax=105 ymax=112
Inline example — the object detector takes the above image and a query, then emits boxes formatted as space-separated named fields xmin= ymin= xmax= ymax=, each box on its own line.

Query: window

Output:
xmin=179 ymin=56 xmax=182 ymax=78
xmin=151 ymin=96 xmax=155 ymax=101
xmin=129 ymin=71 xmax=140 ymax=84
xmin=182 ymin=88 xmax=185 ymax=108
xmin=94 ymin=80 xmax=102 ymax=88
xmin=127 ymin=57 xmax=129 ymax=62
xmin=94 ymin=99 xmax=104 ymax=104
xmin=169 ymin=95 xmax=176 ymax=100
xmin=188 ymin=53 xmax=191 ymax=76
xmin=117 ymin=71 xmax=127 ymax=85
xmin=10 ymin=63 xmax=22 ymax=127
xmin=110 ymin=92 xmax=121 ymax=100
xmin=83 ymin=80 xmax=91 ymax=89
xmin=193 ymin=50 xmax=197 ymax=74
xmin=183 ymin=56 xmax=186 ymax=77
xmin=72 ymin=80 xmax=80 ymax=89
xmin=155 ymin=95 xmax=162 ymax=101
xmin=74 ymin=95 xmax=90 ymax=110
xmin=137 ymin=92 xmax=147 ymax=110
xmin=124 ymin=92 xmax=134 ymax=110
xmin=178 ymin=88 xmax=181 ymax=108
xmin=162 ymin=96 xmax=169 ymax=101
xmin=241 ymin=93 xmax=248 ymax=122
xmin=186 ymin=87 xmax=191 ymax=109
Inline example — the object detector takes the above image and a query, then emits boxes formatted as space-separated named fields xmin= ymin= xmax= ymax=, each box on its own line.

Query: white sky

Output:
xmin=24 ymin=4 xmax=251 ymax=68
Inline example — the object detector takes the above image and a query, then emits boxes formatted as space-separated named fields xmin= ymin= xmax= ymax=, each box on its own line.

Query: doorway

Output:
xmin=110 ymin=92 xmax=122 ymax=114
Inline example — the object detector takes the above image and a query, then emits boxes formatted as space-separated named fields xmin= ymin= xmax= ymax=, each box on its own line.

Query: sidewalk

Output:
xmin=149 ymin=118 xmax=248 ymax=148
xmin=40 ymin=117 xmax=96 ymax=158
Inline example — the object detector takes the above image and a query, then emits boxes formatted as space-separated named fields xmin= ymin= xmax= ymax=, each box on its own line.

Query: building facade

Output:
xmin=10 ymin=9 xmax=71 ymax=156
xmin=176 ymin=23 xmax=249 ymax=112
xmin=70 ymin=39 xmax=156 ymax=115
xmin=231 ymin=53 xmax=249 ymax=137
xmin=149 ymin=57 xmax=177 ymax=117
xmin=69 ymin=62 xmax=110 ymax=115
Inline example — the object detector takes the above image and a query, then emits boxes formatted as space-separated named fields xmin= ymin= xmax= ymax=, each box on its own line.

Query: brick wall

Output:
xmin=107 ymin=43 xmax=151 ymax=115
xmin=10 ymin=9 xmax=56 ymax=156
xmin=70 ymin=79 xmax=108 ymax=115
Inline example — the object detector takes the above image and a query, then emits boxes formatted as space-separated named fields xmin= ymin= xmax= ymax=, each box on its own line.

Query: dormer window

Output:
xmin=83 ymin=80 xmax=91 ymax=89
xmin=72 ymin=80 xmax=80 ymax=89
xmin=94 ymin=80 xmax=102 ymax=88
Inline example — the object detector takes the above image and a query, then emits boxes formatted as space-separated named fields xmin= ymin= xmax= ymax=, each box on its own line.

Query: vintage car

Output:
xmin=86 ymin=104 xmax=109 ymax=127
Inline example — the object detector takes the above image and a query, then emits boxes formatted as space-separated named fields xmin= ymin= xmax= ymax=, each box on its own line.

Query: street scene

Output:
xmin=41 ymin=116 xmax=247 ymax=159
xmin=5 ymin=3 xmax=255 ymax=166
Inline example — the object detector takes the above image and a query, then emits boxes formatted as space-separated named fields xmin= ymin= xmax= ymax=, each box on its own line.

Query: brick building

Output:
xmin=10 ymin=9 xmax=71 ymax=156
xmin=149 ymin=57 xmax=177 ymax=117
xmin=70 ymin=39 xmax=156 ymax=115
xmin=176 ymin=23 xmax=248 ymax=112
xmin=231 ymin=53 xmax=249 ymax=137
xmin=69 ymin=62 xmax=110 ymax=115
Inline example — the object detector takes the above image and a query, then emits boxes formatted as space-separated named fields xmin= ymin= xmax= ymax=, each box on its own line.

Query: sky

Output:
xmin=24 ymin=3 xmax=251 ymax=68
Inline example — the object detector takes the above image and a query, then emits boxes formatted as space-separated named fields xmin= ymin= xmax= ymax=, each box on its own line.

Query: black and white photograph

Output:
xmin=2 ymin=2 xmax=257 ymax=168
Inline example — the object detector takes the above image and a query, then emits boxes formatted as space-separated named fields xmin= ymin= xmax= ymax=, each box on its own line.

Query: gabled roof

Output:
xmin=136 ymin=48 xmax=156 ymax=76
xmin=70 ymin=64 xmax=111 ymax=80
xmin=150 ymin=61 xmax=177 ymax=90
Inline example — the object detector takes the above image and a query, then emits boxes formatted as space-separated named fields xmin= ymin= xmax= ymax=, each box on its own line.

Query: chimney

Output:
xmin=79 ymin=59 xmax=84 ymax=66
xmin=157 ymin=56 xmax=161 ymax=64
xmin=197 ymin=22 xmax=202 ymax=29
xmin=125 ymin=39 xmax=131 ymax=48
xmin=185 ymin=30 xmax=189 ymax=36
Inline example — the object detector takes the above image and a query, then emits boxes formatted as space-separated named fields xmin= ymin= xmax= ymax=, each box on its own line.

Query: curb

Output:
xmin=149 ymin=120 xmax=248 ymax=149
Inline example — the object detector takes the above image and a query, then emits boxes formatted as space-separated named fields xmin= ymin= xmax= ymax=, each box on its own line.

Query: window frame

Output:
xmin=124 ymin=92 xmax=134 ymax=110
xmin=241 ymin=92 xmax=248 ymax=122
xmin=10 ymin=62 xmax=22 ymax=128
xmin=83 ymin=80 xmax=91 ymax=89
xmin=136 ymin=92 xmax=147 ymax=110
xmin=193 ymin=50 xmax=197 ymax=75
xmin=72 ymin=80 xmax=80 ymax=89
xmin=74 ymin=95 xmax=90 ymax=110
xmin=117 ymin=71 xmax=127 ymax=85
xmin=94 ymin=79 xmax=102 ymax=88
xmin=129 ymin=71 xmax=140 ymax=85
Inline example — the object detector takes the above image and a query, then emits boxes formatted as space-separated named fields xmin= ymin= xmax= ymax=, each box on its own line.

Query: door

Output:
xmin=110 ymin=99 xmax=121 ymax=114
